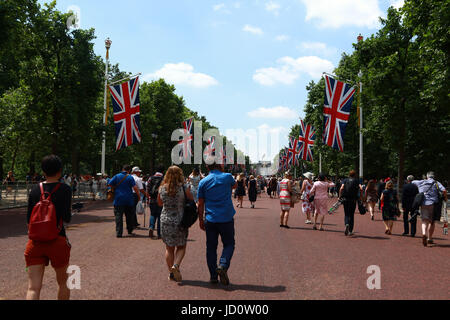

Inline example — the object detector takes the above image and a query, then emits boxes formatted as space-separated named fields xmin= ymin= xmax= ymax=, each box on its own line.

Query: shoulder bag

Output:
xmin=107 ymin=174 xmax=129 ymax=202
xmin=180 ymin=185 xmax=198 ymax=229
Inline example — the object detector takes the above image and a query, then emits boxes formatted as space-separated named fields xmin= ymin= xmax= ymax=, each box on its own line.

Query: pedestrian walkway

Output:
xmin=0 ymin=195 xmax=448 ymax=300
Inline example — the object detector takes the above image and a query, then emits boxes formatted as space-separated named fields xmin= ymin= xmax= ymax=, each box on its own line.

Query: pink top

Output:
xmin=310 ymin=181 xmax=335 ymax=200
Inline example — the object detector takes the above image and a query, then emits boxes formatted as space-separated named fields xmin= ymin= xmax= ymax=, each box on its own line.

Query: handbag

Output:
xmin=358 ymin=200 xmax=367 ymax=215
xmin=308 ymin=195 xmax=315 ymax=203
xmin=180 ymin=185 xmax=198 ymax=229
xmin=107 ymin=174 xmax=129 ymax=202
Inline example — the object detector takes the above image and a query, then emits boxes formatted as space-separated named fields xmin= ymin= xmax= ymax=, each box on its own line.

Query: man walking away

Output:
xmin=340 ymin=170 xmax=363 ymax=237
xmin=109 ymin=165 xmax=140 ymax=238
xmin=197 ymin=162 xmax=237 ymax=285
xmin=412 ymin=172 xmax=448 ymax=246
xmin=402 ymin=175 xmax=419 ymax=237
xmin=147 ymin=167 xmax=164 ymax=239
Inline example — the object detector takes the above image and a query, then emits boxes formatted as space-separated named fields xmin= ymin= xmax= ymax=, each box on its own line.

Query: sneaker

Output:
xmin=171 ymin=264 xmax=182 ymax=282
xmin=427 ymin=239 xmax=434 ymax=245
xmin=348 ymin=232 xmax=354 ymax=236
xmin=216 ymin=266 xmax=230 ymax=286
xmin=345 ymin=225 xmax=350 ymax=236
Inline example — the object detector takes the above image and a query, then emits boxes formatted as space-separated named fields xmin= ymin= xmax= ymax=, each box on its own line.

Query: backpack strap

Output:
xmin=39 ymin=183 xmax=61 ymax=201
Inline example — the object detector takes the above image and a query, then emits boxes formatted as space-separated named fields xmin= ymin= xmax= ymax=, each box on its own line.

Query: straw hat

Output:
xmin=303 ymin=172 xmax=314 ymax=180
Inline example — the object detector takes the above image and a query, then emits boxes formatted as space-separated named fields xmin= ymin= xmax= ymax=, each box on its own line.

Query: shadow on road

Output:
xmin=179 ymin=280 xmax=286 ymax=293
xmin=0 ymin=201 xmax=115 ymax=239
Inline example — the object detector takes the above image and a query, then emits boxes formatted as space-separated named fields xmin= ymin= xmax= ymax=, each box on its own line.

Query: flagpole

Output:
xmin=358 ymin=71 xmax=363 ymax=180
xmin=101 ymin=38 xmax=112 ymax=175
xmin=357 ymin=34 xmax=364 ymax=181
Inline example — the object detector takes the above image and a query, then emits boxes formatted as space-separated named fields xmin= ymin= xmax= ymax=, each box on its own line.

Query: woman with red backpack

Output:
xmin=24 ymin=155 xmax=72 ymax=300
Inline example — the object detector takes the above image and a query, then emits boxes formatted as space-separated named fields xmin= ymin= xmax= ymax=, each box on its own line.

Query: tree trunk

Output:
xmin=29 ymin=151 xmax=36 ymax=175
xmin=10 ymin=137 xmax=20 ymax=172
xmin=397 ymin=98 xmax=407 ymax=196
xmin=0 ymin=154 xmax=3 ymax=181
xmin=71 ymin=149 xmax=80 ymax=176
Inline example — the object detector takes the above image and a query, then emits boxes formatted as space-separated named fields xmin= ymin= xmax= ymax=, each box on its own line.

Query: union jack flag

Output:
xmin=323 ymin=75 xmax=356 ymax=152
xmin=217 ymin=145 xmax=227 ymax=165
xmin=298 ymin=120 xmax=316 ymax=162
xmin=179 ymin=117 xmax=194 ymax=160
xmin=288 ymin=137 xmax=300 ymax=167
xmin=203 ymin=136 xmax=216 ymax=159
xmin=109 ymin=77 xmax=142 ymax=151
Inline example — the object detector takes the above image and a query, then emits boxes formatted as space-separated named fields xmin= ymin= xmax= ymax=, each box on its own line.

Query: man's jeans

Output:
xmin=114 ymin=206 xmax=134 ymax=236
xmin=343 ymin=200 xmax=357 ymax=233
xmin=205 ymin=220 xmax=235 ymax=280
xmin=149 ymin=202 xmax=162 ymax=237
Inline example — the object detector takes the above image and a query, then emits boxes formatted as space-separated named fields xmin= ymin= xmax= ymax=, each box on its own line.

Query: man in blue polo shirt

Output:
xmin=198 ymin=163 xmax=237 ymax=285
xmin=108 ymin=165 xmax=141 ymax=238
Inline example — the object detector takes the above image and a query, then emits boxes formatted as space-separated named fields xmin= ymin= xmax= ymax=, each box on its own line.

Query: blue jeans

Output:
xmin=149 ymin=202 xmax=162 ymax=237
xmin=205 ymin=219 xmax=235 ymax=280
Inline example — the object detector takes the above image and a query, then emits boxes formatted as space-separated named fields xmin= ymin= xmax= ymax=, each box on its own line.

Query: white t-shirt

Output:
xmin=132 ymin=174 xmax=143 ymax=193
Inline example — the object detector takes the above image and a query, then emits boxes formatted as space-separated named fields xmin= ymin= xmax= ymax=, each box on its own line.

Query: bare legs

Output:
xmin=280 ymin=210 xmax=290 ymax=227
xmin=368 ymin=201 xmax=376 ymax=220
xmin=166 ymin=245 xmax=186 ymax=281
xmin=26 ymin=264 xmax=69 ymax=300
xmin=313 ymin=213 xmax=325 ymax=230
xmin=421 ymin=220 xmax=435 ymax=243
xmin=237 ymin=196 xmax=244 ymax=208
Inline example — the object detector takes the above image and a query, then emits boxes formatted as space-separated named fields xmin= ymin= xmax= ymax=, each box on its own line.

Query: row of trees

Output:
xmin=280 ymin=0 xmax=450 ymax=188
xmin=0 ymin=0 xmax=250 ymax=180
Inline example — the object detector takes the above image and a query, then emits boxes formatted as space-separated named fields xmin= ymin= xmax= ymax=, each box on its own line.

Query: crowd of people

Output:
xmin=22 ymin=154 xmax=448 ymax=300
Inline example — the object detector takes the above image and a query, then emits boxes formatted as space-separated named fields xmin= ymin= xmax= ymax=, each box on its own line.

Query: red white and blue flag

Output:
xmin=203 ymin=136 xmax=216 ymax=159
xmin=179 ymin=117 xmax=194 ymax=160
xmin=288 ymin=137 xmax=300 ymax=167
xmin=109 ymin=77 xmax=141 ymax=151
xmin=298 ymin=120 xmax=316 ymax=162
xmin=323 ymin=75 xmax=356 ymax=152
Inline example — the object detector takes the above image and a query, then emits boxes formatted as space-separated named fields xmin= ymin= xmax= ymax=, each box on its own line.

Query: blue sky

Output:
xmin=42 ymin=0 xmax=404 ymax=163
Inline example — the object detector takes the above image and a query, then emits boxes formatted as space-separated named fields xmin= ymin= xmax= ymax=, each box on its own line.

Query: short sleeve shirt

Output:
xmin=109 ymin=172 xmax=136 ymax=207
xmin=412 ymin=179 xmax=446 ymax=206
xmin=198 ymin=170 xmax=236 ymax=223
xmin=132 ymin=174 xmax=143 ymax=194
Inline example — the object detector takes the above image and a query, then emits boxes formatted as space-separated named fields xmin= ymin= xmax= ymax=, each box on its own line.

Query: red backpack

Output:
xmin=28 ymin=183 xmax=62 ymax=242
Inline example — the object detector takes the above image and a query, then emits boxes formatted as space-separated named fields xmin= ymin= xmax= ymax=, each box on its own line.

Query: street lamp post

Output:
xmin=101 ymin=38 xmax=112 ymax=175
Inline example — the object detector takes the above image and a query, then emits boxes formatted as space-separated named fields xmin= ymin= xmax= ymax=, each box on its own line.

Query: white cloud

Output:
xmin=298 ymin=41 xmax=338 ymax=57
xmin=390 ymin=0 xmax=404 ymax=9
xmin=275 ymin=34 xmax=290 ymax=42
xmin=143 ymin=63 xmax=218 ymax=88
xmin=301 ymin=0 xmax=383 ymax=29
xmin=248 ymin=106 xmax=298 ymax=119
xmin=213 ymin=3 xmax=225 ymax=11
xmin=213 ymin=3 xmax=232 ymax=14
xmin=233 ymin=2 xmax=241 ymax=9
xmin=243 ymin=24 xmax=264 ymax=36
xmin=253 ymin=56 xmax=334 ymax=86
xmin=265 ymin=1 xmax=281 ymax=15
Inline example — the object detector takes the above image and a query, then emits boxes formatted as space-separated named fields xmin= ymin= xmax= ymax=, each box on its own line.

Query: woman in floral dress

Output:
xmin=157 ymin=166 xmax=194 ymax=282
xmin=300 ymin=172 xmax=315 ymax=224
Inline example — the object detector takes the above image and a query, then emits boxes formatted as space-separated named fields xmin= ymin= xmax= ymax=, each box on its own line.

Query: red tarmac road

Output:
xmin=0 ymin=194 xmax=449 ymax=300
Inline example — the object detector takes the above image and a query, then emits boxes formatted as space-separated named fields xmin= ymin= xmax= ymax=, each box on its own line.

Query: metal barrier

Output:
xmin=0 ymin=181 xmax=109 ymax=210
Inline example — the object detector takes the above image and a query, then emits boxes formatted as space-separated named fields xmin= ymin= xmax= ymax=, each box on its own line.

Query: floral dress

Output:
xmin=302 ymin=180 xmax=315 ymax=214
xmin=160 ymin=185 xmax=189 ymax=247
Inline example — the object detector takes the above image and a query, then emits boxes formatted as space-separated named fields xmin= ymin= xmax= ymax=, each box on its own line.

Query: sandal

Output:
xmin=171 ymin=264 xmax=182 ymax=282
